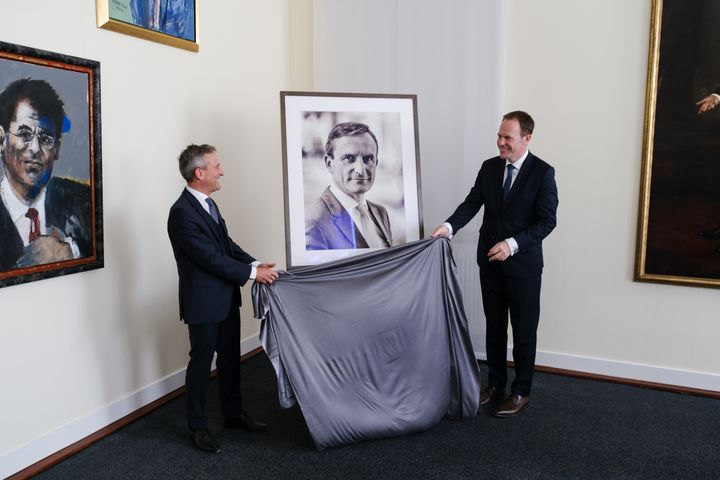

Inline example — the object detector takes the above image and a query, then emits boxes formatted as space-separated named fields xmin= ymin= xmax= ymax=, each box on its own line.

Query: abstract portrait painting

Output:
xmin=0 ymin=42 xmax=103 ymax=288
xmin=96 ymin=0 xmax=198 ymax=52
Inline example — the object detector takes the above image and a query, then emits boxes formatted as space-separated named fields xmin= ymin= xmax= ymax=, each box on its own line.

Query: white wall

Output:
xmin=0 ymin=1 xmax=309 ymax=476
xmin=314 ymin=0 xmax=507 ymax=349
xmin=313 ymin=0 xmax=720 ymax=389
xmin=505 ymin=0 xmax=720 ymax=381
xmin=3 ymin=0 xmax=719 ymax=476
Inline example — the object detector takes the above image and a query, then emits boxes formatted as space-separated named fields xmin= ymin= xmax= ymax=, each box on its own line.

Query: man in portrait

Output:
xmin=305 ymin=121 xmax=393 ymax=250
xmin=0 ymin=78 xmax=91 ymax=269
xmin=695 ymin=89 xmax=720 ymax=247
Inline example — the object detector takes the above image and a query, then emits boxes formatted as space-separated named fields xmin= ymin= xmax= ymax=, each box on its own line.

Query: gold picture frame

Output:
xmin=96 ymin=0 xmax=199 ymax=52
xmin=635 ymin=0 xmax=720 ymax=288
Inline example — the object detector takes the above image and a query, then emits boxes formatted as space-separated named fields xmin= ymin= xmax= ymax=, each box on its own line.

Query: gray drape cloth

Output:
xmin=252 ymin=237 xmax=480 ymax=449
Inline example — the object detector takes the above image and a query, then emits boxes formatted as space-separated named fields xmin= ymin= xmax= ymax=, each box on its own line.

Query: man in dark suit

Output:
xmin=432 ymin=111 xmax=558 ymax=417
xmin=305 ymin=122 xmax=392 ymax=250
xmin=167 ymin=144 xmax=279 ymax=453
xmin=0 ymin=78 xmax=92 ymax=269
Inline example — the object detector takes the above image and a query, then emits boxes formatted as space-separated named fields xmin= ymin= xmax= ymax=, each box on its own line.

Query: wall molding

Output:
xmin=3 ymin=336 xmax=263 ymax=480
xmin=476 ymin=348 xmax=719 ymax=397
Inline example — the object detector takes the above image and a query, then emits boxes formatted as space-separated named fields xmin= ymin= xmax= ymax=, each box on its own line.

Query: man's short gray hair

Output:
xmin=178 ymin=144 xmax=216 ymax=182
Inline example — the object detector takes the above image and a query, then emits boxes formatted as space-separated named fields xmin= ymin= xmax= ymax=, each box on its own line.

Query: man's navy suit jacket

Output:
xmin=305 ymin=187 xmax=392 ymax=250
xmin=167 ymin=188 xmax=256 ymax=325
xmin=0 ymin=176 xmax=92 ymax=269
xmin=446 ymin=152 xmax=558 ymax=277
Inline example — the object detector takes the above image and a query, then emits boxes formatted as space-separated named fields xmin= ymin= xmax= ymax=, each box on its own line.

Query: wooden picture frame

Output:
xmin=635 ymin=0 xmax=720 ymax=288
xmin=0 ymin=41 xmax=103 ymax=288
xmin=96 ymin=0 xmax=199 ymax=52
xmin=280 ymin=91 xmax=424 ymax=268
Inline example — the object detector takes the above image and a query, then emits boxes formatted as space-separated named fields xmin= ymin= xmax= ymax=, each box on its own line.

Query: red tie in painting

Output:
xmin=25 ymin=208 xmax=40 ymax=242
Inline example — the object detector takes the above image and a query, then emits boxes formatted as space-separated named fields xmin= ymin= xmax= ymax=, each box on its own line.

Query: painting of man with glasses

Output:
xmin=0 ymin=78 xmax=91 ymax=269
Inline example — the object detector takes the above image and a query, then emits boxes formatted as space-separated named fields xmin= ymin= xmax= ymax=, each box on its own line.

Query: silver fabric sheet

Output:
xmin=252 ymin=238 xmax=480 ymax=449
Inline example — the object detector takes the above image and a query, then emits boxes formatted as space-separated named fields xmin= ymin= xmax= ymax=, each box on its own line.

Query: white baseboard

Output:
xmin=475 ymin=348 xmax=719 ymax=392
xmin=2 ymin=335 xmax=263 ymax=479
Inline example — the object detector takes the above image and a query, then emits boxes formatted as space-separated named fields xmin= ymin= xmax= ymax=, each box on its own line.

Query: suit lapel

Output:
xmin=492 ymin=158 xmax=505 ymax=209
xmin=182 ymin=189 xmax=225 ymax=247
xmin=0 ymin=200 xmax=23 ymax=266
xmin=367 ymin=202 xmax=391 ymax=246
xmin=503 ymin=152 xmax=536 ymax=209
xmin=321 ymin=188 xmax=366 ymax=248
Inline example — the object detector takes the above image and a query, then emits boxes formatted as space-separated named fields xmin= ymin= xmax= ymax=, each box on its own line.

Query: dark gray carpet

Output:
xmin=35 ymin=354 xmax=719 ymax=480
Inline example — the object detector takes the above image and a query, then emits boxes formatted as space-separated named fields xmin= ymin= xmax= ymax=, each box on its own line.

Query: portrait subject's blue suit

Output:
xmin=305 ymin=187 xmax=392 ymax=250
xmin=167 ymin=188 xmax=255 ymax=430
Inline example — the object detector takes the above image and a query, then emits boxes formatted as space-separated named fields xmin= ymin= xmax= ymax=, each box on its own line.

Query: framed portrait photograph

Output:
xmin=635 ymin=0 xmax=720 ymax=288
xmin=0 ymin=41 xmax=103 ymax=288
xmin=96 ymin=0 xmax=199 ymax=52
xmin=280 ymin=91 xmax=423 ymax=268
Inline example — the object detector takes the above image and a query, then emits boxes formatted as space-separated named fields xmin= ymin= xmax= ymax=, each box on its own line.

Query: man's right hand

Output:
xmin=255 ymin=263 xmax=279 ymax=284
xmin=15 ymin=236 xmax=73 ymax=268
xmin=697 ymin=94 xmax=720 ymax=114
xmin=430 ymin=225 xmax=450 ymax=238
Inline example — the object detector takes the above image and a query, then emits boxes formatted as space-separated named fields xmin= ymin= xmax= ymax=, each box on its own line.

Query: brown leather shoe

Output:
xmin=479 ymin=386 xmax=504 ymax=407
xmin=491 ymin=394 xmax=530 ymax=417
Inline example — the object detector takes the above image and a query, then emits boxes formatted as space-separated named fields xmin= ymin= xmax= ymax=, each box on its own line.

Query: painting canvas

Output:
xmin=0 ymin=41 xmax=103 ymax=288
xmin=96 ymin=0 xmax=198 ymax=52
xmin=636 ymin=0 xmax=720 ymax=288
xmin=281 ymin=92 xmax=423 ymax=268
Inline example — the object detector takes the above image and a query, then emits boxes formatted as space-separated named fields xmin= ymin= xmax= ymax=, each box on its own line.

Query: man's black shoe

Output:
xmin=190 ymin=429 xmax=221 ymax=453
xmin=224 ymin=412 xmax=268 ymax=431
xmin=479 ymin=386 xmax=504 ymax=407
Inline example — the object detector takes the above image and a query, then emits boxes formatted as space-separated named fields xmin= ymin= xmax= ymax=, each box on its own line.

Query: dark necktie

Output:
xmin=25 ymin=208 xmax=41 ymax=242
xmin=205 ymin=198 xmax=219 ymax=223
xmin=502 ymin=164 xmax=515 ymax=202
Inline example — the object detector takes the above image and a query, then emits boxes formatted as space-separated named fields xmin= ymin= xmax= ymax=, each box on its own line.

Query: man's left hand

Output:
xmin=487 ymin=241 xmax=511 ymax=262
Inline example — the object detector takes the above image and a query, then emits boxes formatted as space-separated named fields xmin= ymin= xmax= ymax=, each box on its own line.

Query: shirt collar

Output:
xmin=1 ymin=175 xmax=46 ymax=222
xmin=185 ymin=185 xmax=211 ymax=209
xmin=506 ymin=149 xmax=529 ymax=170
xmin=329 ymin=184 xmax=365 ymax=214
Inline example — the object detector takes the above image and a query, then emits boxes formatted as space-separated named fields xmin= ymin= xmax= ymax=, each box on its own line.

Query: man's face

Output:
xmin=496 ymin=118 xmax=531 ymax=162
xmin=1 ymin=99 xmax=59 ymax=199
xmin=325 ymin=133 xmax=378 ymax=201
xmin=197 ymin=151 xmax=223 ymax=193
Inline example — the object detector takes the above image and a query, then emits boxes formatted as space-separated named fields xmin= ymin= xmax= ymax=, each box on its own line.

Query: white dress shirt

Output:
xmin=443 ymin=149 xmax=531 ymax=256
xmin=185 ymin=186 xmax=260 ymax=279
xmin=0 ymin=176 xmax=80 ymax=257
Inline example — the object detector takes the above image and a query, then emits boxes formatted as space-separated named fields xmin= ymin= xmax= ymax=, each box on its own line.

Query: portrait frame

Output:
xmin=96 ymin=0 xmax=199 ymax=52
xmin=635 ymin=0 xmax=720 ymax=288
xmin=280 ymin=91 xmax=424 ymax=269
xmin=0 ymin=41 xmax=103 ymax=288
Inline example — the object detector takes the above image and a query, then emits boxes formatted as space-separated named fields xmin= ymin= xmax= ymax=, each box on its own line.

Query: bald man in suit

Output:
xmin=432 ymin=111 xmax=558 ymax=418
